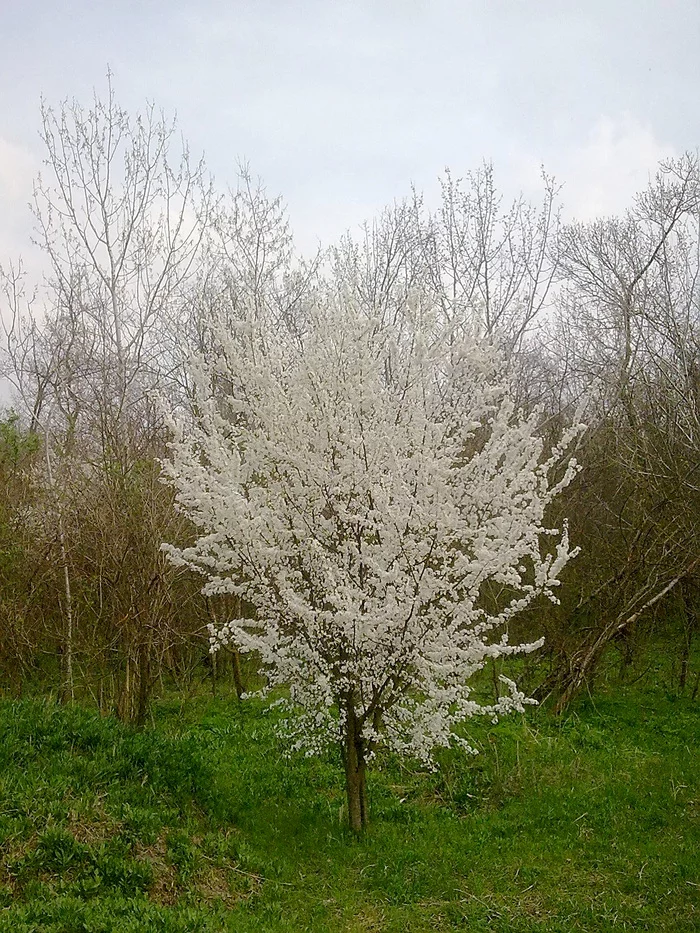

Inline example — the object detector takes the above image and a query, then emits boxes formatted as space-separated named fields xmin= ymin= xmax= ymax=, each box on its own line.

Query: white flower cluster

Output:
xmin=163 ymin=299 xmax=583 ymax=764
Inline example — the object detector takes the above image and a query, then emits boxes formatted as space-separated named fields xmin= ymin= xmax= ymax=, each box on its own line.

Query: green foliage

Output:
xmin=0 ymin=413 xmax=40 ymax=468
xmin=0 ymin=412 xmax=39 ymax=570
xmin=0 ymin=687 xmax=697 ymax=932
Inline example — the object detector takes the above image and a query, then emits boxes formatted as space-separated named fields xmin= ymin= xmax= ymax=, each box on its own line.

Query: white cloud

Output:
xmin=511 ymin=116 xmax=677 ymax=222
xmin=561 ymin=116 xmax=677 ymax=220
xmin=0 ymin=139 xmax=44 ymax=380
xmin=0 ymin=137 xmax=36 ymax=200
xmin=0 ymin=137 xmax=38 ymax=260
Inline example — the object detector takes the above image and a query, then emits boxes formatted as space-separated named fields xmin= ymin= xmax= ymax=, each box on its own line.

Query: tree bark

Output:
xmin=135 ymin=638 xmax=152 ymax=726
xmin=44 ymin=436 xmax=74 ymax=704
xmin=119 ymin=653 xmax=132 ymax=722
xmin=230 ymin=648 xmax=245 ymax=700
xmin=680 ymin=581 xmax=696 ymax=692
xmin=344 ymin=698 xmax=368 ymax=832
xmin=551 ymin=563 xmax=699 ymax=714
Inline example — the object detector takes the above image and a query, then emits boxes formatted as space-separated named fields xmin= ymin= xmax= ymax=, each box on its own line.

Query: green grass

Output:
xmin=0 ymin=685 xmax=697 ymax=931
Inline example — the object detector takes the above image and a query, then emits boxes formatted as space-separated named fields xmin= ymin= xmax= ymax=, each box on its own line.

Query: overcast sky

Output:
xmin=0 ymin=0 xmax=698 ymax=259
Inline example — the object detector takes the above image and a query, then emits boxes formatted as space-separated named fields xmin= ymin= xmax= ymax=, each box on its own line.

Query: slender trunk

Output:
xmin=344 ymin=698 xmax=368 ymax=832
xmin=135 ymin=639 xmax=152 ymax=726
xmin=619 ymin=292 xmax=639 ymax=432
xmin=680 ymin=582 xmax=696 ymax=693
xmin=60 ymin=540 xmax=74 ymax=703
xmin=490 ymin=658 xmax=500 ymax=700
xmin=206 ymin=596 xmax=246 ymax=700
xmin=680 ymin=622 xmax=692 ymax=692
xmin=230 ymin=597 xmax=245 ymax=699
xmin=617 ymin=630 xmax=635 ymax=682
xmin=119 ymin=653 xmax=132 ymax=722
xmin=210 ymin=648 xmax=218 ymax=697
xmin=44 ymin=435 xmax=74 ymax=704
xmin=231 ymin=648 xmax=245 ymax=700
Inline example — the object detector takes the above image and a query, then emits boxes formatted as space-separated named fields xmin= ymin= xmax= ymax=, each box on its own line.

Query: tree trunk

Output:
xmin=135 ymin=638 xmax=152 ymax=726
xmin=231 ymin=648 xmax=245 ymax=700
xmin=118 ymin=653 xmax=133 ymax=722
xmin=550 ymin=565 xmax=698 ymax=714
xmin=344 ymin=699 xmax=368 ymax=832
xmin=60 ymin=552 xmax=75 ymax=705
xmin=44 ymin=436 xmax=74 ymax=704
xmin=680 ymin=582 xmax=696 ymax=692
xmin=210 ymin=647 xmax=218 ymax=697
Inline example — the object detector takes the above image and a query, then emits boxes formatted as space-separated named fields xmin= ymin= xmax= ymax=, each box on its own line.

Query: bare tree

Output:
xmin=327 ymin=164 xmax=560 ymax=366
xmin=1 ymin=77 xmax=215 ymax=714
xmin=539 ymin=153 xmax=700 ymax=707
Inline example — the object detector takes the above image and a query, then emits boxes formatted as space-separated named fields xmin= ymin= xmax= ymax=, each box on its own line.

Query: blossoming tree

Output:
xmin=162 ymin=301 xmax=581 ymax=831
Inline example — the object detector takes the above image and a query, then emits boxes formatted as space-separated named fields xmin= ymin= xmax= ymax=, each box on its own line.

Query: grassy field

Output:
xmin=0 ymin=683 xmax=697 ymax=932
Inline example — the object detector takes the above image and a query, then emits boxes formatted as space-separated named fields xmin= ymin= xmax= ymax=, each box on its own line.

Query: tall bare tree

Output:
xmin=1 ymin=77 xmax=215 ymax=713
xmin=539 ymin=153 xmax=700 ymax=707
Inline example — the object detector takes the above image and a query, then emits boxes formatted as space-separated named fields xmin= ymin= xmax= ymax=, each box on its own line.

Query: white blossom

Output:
xmin=162 ymin=298 xmax=583 ymax=766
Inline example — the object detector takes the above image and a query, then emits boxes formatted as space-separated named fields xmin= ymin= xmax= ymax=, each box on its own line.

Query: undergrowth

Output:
xmin=0 ymin=682 xmax=697 ymax=931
